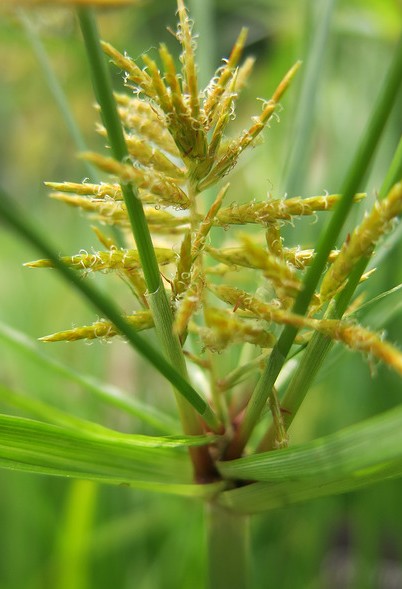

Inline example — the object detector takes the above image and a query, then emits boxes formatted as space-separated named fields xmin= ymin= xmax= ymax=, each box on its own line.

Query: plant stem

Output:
xmin=55 ymin=480 xmax=97 ymax=589
xmin=76 ymin=7 xmax=160 ymax=291
xmin=0 ymin=186 xmax=220 ymax=434
xmin=226 ymin=32 xmax=402 ymax=459
xmin=378 ymin=135 xmax=402 ymax=199
xmin=76 ymin=9 xmax=222 ymax=469
xmin=206 ymin=502 xmax=250 ymax=589
xmin=258 ymin=134 xmax=402 ymax=452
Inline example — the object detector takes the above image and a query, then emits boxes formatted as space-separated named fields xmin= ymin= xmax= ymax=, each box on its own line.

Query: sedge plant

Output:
xmin=1 ymin=1 xmax=402 ymax=587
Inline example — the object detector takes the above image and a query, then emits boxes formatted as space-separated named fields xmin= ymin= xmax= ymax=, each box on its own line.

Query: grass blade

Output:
xmin=0 ymin=320 xmax=179 ymax=434
xmin=218 ymin=403 xmax=402 ymax=513
xmin=0 ymin=414 xmax=223 ymax=497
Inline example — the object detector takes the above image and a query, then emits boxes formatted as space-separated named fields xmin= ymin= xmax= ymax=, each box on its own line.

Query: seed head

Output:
xmin=320 ymin=182 xmax=402 ymax=301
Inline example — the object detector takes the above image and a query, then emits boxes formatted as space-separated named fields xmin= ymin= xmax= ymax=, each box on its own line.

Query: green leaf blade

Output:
xmin=0 ymin=414 xmax=223 ymax=498
xmin=0 ymin=320 xmax=180 ymax=434
xmin=218 ymin=404 xmax=402 ymax=513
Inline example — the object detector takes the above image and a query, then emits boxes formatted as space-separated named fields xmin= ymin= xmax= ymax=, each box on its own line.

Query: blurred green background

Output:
xmin=1 ymin=0 xmax=402 ymax=587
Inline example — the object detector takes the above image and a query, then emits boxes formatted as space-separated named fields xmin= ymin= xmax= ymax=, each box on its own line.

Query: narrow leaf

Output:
xmin=218 ymin=404 xmax=402 ymax=513
xmin=0 ymin=414 xmax=223 ymax=497
xmin=0 ymin=320 xmax=179 ymax=434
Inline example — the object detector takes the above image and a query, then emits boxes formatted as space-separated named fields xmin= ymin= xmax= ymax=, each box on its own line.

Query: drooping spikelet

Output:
xmin=191 ymin=184 xmax=229 ymax=259
xmin=215 ymin=193 xmax=365 ymax=226
xmin=40 ymin=311 xmax=154 ymax=343
xmin=48 ymin=190 xmax=193 ymax=231
xmin=174 ymin=267 xmax=205 ymax=339
xmin=201 ymin=307 xmax=276 ymax=352
xmin=210 ymin=285 xmax=312 ymax=330
xmin=207 ymin=236 xmax=301 ymax=298
xmin=210 ymin=285 xmax=402 ymax=374
xmin=25 ymin=247 xmax=177 ymax=273
xmin=81 ymin=153 xmax=190 ymax=209
xmin=313 ymin=320 xmax=402 ymax=377
xmin=320 ymin=182 xmax=402 ymax=301
xmin=173 ymin=232 xmax=192 ymax=299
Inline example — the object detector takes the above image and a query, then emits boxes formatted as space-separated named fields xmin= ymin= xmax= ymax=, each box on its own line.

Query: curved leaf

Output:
xmin=0 ymin=414 xmax=223 ymax=498
xmin=218 ymin=404 xmax=402 ymax=513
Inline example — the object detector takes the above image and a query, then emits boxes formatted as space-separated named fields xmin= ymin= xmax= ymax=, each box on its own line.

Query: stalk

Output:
xmin=206 ymin=502 xmax=250 ymax=589
xmin=258 ymin=134 xmax=402 ymax=452
xmin=0 ymin=186 xmax=220 ymax=434
xmin=379 ymin=135 xmax=402 ymax=198
xmin=226 ymin=33 xmax=402 ymax=459
xmin=76 ymin=8 xmax=221 ymax=476
xmin=55 ymin=480 xmax=97 ymax=589
xmin=76 ymin=7 xmax=165 ymax=294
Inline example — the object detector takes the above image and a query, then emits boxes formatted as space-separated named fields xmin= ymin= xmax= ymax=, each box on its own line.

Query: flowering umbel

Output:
xmin=27 ymin=0 xmax=402 ymax=436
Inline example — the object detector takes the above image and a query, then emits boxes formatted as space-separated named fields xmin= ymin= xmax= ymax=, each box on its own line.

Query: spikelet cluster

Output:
xmin=26 ymin=0 xmax=402 ymax=386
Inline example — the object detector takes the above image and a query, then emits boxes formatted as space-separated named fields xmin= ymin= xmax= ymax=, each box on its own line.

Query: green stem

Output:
xmin=0 ymin=187 xmax=220 ymax=434
xmin=76 ymin=9 xmax=222 ymax=456
xmin=226 ymin=33 xmax=402 ymax=458
xmin=258 ymin=136 xmax=402 ymax=452
xmin=258 ymin=332 xmax=334 ymax=452
xmin=378 ymin=135 xmax=402 ymax=198
xmin=206 ymin=502 xmax=250 ymax=589
xmin=55 ymin=480 xmax=97 ymax=589
xmin=77 ymin=7 xmax=159 ymax=290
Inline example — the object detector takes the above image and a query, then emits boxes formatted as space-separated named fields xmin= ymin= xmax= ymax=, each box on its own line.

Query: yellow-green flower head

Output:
xmin=26 ymin=0 xmax=402 ymax=382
